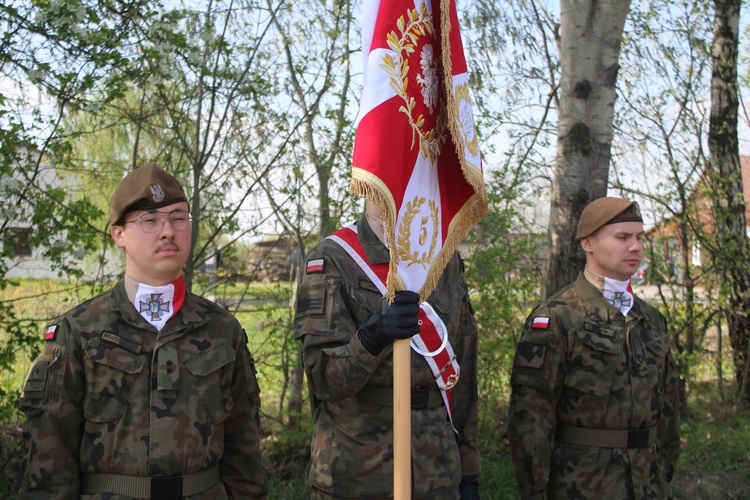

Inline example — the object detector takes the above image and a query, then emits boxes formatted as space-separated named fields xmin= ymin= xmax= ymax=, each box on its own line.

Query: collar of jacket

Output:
xmin=357 ymin=212 xmax=390 ymax=266
xmin=109 ymin=279 xmax=211 ymax=336
xmin=572 ymin=272 xmax=648 ymax=324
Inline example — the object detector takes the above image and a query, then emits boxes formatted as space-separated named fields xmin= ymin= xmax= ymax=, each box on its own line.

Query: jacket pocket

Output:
xmin=563 ymin=327 xmax=622 ymax=398
xmin=83 ymin=341 xmax=146 ymax=423
xmin=184 ymin=342 xmax=236 ymax=424
xmin=294 ymin=275 xmax=343 ymax=339
xmin=19 ymin=344 xmax=67 ymax=415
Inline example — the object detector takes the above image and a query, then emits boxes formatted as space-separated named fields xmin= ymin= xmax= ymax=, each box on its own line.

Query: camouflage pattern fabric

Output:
xmin=18 ymin=280 xmax=268 ymax=499
xmin=508 ymin=273 xmax=680 ymax=499
xmin=294 ymin=214 xmax=480 ymax=499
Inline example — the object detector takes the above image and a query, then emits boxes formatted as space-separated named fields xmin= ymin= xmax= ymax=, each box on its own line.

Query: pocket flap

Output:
xmin=23 ymin=360 xmax=49 ymax=393
xmin=429 ymin=278 xmax=466 ymax=315
xmin=575 ymin=327 xmax=622 ymax=354
xmin=184 ymin=342 xmax=236 ymax=376
xmin=84 ymin=343 xmax=147 ymax=374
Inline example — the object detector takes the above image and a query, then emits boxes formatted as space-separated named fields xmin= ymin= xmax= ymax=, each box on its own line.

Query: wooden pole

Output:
xmin=393 ymin=338 xmax=411 ymax=498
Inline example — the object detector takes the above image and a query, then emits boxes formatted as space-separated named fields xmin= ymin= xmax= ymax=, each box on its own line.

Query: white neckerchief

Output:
xmin=131 ymin=280 xmax=177 ymax=331
xmin=584 ymin=267 xmax=635 ymax=316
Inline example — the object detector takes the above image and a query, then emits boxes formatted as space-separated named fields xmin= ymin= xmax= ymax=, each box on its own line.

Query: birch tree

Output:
xmin=707 ymin=0 xmax=750 ymax=405
xmin=544 ymin=0 xmax=632 ymax=296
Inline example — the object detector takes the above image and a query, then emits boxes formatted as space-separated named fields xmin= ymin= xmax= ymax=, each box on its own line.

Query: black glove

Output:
xmin=358 ymin=290 xmax=420 ymax=355
xmin=459 ymin=475 xmax=479 ymax=500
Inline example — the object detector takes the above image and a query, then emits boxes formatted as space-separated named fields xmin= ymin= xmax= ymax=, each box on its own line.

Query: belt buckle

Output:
xmin=627 ymin=429 xmax=649 ymax=449
xmin=151 ymin=475 xmax=184 ymax=499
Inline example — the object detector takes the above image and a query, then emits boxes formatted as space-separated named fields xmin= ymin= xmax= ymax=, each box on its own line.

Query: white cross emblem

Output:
xmin=139 ymin=293 xmax=171 ymax=321
xmin=610 ymin=292 xmax=632 ymax=311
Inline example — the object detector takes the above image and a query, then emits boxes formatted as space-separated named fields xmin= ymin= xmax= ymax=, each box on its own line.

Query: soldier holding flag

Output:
xmin=293 ymin=200 xmax=481 ymax=499
xmin=294 ymin=0 xmax=487 ymax=496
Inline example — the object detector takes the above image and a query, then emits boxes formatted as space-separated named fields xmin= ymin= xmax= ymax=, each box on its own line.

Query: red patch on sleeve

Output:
xmin=531 ymin=317 xmax=550 ymax=330
xmin=44 ymin=325 xmax=58 ymax=341
xmin=306 ymin=258 xmax=325 ymax=274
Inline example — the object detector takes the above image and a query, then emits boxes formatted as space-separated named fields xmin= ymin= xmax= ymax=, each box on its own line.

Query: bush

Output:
xmin=0 ymin=417 xmax=24 ymax=498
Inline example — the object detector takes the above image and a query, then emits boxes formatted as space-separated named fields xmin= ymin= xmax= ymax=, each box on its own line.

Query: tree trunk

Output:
xmin=185 ymin=161 xmax=202 ymax=293
xmin=707 ymin=0 xmax=750 ymax=405
xmin=544 ymin=0 xmax=632 ymax=297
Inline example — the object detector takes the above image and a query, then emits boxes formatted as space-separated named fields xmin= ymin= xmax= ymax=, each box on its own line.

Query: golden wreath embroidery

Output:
xmin=380 ymin=2 xmax=445 ymax=164
xmin=397 ymin=196 xmax=439 ymax=268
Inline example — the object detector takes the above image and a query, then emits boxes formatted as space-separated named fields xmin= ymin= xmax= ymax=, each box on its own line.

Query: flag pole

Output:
xmin=393 ymin=338 xmax=411 ymax=498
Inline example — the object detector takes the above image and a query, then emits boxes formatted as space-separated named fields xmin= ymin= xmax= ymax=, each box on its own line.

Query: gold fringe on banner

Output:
xmin=350 ymin=173 xmax=404 ymax=302
xmin=440 ymin=0 xmax=489 ymax=206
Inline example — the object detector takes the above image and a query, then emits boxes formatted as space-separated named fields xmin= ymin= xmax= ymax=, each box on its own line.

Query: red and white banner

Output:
xmin=351 ymin=0 xmax=488 ymax=299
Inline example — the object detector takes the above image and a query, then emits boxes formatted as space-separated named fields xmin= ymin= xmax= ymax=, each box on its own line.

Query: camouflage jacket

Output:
xmin=19 ymin=280 xmax=268 ymax=499
xmin=508 ymin=273 xmax=680 ymax=499
xmin=293 ymin=214 xmax=480 ymax=499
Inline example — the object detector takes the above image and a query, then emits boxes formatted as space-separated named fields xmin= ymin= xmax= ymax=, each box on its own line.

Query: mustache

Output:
xmin=155 ymin=243 xmax=180 ymax=252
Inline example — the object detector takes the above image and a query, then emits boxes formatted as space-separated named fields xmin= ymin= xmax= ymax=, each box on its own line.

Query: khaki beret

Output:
xmin=576 ymin=197 xmax=643 ymax=239
xmin=109 ymin=163 xmax=187 ymax=226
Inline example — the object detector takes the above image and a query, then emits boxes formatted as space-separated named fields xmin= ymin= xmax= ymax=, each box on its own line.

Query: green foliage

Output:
xmin=473 ymin=401 xmax=520 ymax=499
xmin=263 ymin=419 xmax=312 ymax=499
xmin=251 ymin=282 xmax=304 ymax=423
xmin=0 ymin=320 xmax=37 ymax=419
xmin=0 ymin=150 xmax=107 ymax=414
xmin=477 ymin=456 xmax=519 ymax=499
xmin=465 ymin=167 xmax=544 ymax=425
xmin=0 ymin=416 xmax=23 ymax=496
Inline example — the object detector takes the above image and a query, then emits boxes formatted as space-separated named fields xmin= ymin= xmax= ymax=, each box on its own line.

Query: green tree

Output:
xmin=707 ymin=0 xmax=750 ymax=406
xmin=613 ymin=0 xmax=715 ymax=414
xmin=465 ymin=165 xmax=544 ymax=419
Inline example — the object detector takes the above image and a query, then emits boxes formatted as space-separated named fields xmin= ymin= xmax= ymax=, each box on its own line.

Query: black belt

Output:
xmin=81 ymin=464 xmax=220 ymax=498
xmin=556 ymin=425 xmax=657 ymax=449
xmin=354 ymin=385 xmax=443 ymax=409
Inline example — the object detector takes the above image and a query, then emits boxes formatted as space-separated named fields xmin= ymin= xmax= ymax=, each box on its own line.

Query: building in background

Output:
xmin=1 ymin=147 xmax=121 ymax=281
xmin=643 ymin=156 xmax=750 ymax=286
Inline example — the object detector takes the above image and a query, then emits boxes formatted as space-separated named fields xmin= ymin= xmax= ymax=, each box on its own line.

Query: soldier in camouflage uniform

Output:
xmin=294 ymin=201 xmax=481 ymax=499
xmin=18 ymin=164 xmax=267 ymax=499
xmin=508 ymin=197 xmax=680 ymax=499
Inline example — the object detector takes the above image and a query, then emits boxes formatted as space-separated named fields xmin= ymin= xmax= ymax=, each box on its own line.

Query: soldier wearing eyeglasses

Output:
xmin=18 ymin=163 xmax=268 ymax=499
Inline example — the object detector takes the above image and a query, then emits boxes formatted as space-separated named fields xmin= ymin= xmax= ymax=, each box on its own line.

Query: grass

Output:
xmin=678 ymin=382 xmax=750 ymax=481
xmin=679 ymin=411 xmax=750 ymax=480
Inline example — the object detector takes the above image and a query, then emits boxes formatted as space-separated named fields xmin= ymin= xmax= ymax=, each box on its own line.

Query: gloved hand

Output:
xmin=358 ymin=290 xmax=420 ymax=355
xmin=459 ymin=475 xmax=479 ymax=500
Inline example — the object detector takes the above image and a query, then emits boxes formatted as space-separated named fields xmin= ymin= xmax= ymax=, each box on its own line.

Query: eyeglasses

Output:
xmin=123 ymin=211 xmax=193 ymax=233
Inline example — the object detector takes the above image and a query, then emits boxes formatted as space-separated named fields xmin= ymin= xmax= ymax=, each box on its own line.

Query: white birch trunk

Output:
xmin=545 ymin=0 xmax=632 ymax=297
xmin=708 ymin=0 xmax=750 ymax=405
